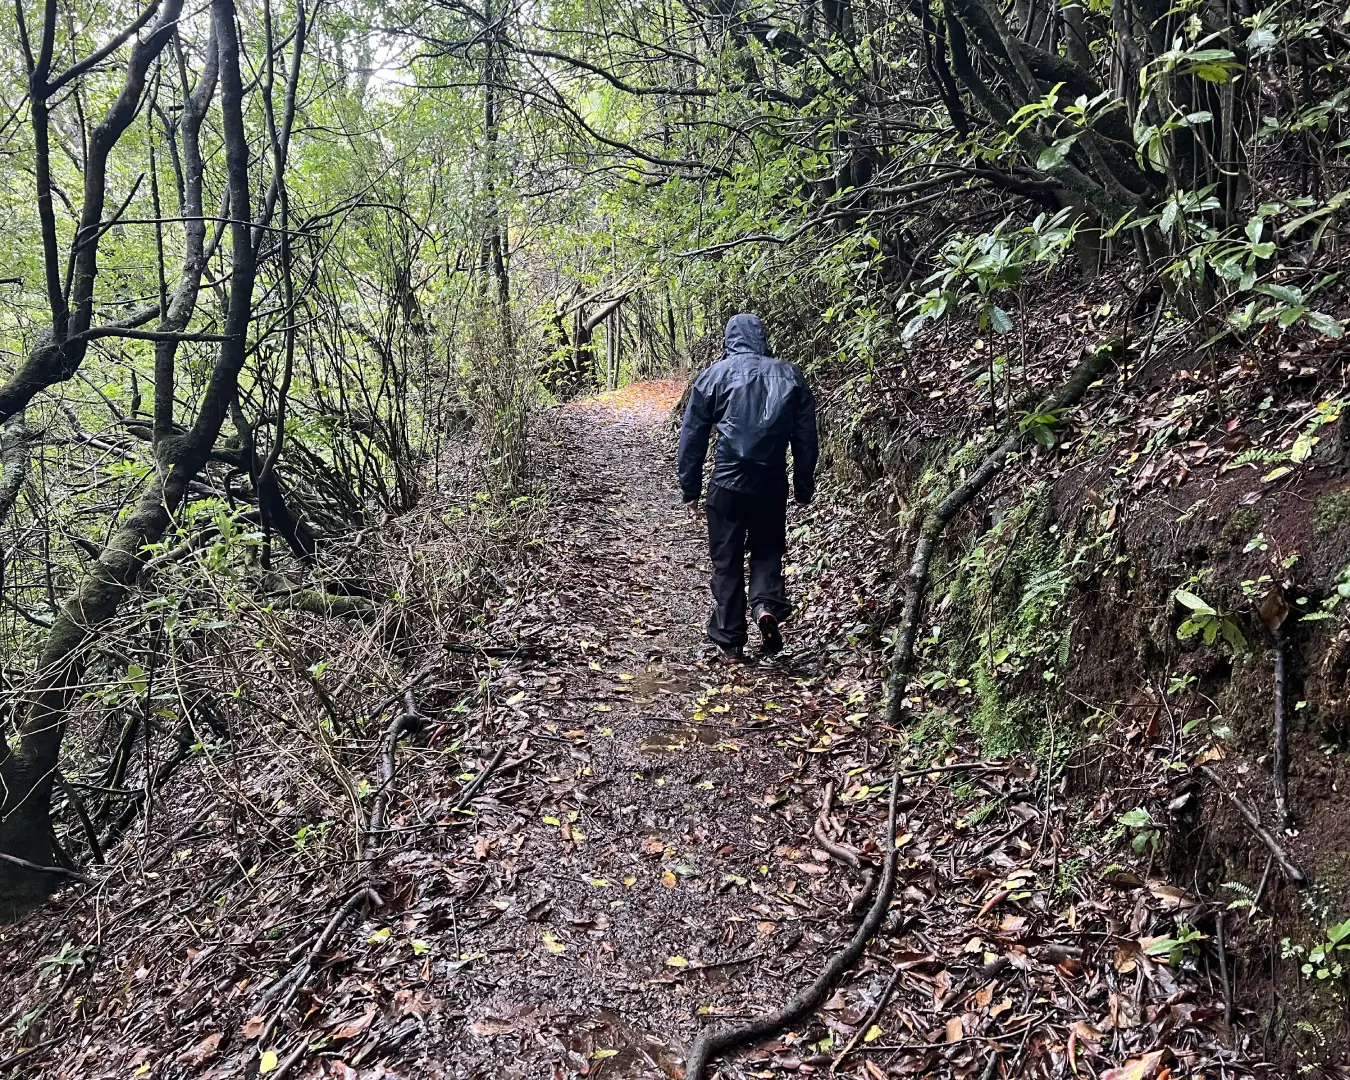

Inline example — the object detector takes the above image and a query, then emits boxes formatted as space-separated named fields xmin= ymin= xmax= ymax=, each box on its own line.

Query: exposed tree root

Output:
xmin=684 ymin=773 xmax=901 ymax=1080
xmin=885 ymin=339 xmax=1121 ymax=724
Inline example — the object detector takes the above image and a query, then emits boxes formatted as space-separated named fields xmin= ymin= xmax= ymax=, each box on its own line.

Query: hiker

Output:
xmin=678 ymin=313 xmax=818 ymax=660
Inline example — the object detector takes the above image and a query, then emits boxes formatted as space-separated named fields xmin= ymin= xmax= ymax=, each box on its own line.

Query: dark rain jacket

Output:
xmin=678 ymin=313 xmax=818 ymax=505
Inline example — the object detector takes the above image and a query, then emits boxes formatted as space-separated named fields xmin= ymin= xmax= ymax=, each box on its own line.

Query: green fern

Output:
xmin=1223 ymin=446 xmax=1284 ymax=471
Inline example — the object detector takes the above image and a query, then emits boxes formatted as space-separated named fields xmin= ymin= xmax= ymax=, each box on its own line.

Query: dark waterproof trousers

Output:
xmin=704 ymin=484 xmax=791 ymax=648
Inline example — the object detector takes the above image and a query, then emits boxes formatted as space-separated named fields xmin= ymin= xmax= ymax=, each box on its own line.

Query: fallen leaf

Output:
xmin=471 ymin=1017 xmax=517 ymax=1037
xmin=1101 ymin=1050 xmax=1169 ymax=1080
xmin=177 ymin=1033 xmax=221 ymax=1064
xmin=332 ymin=1004 xmax=377 ymax=1041
xmin=540 ymin=930 xmax=567 ymax=953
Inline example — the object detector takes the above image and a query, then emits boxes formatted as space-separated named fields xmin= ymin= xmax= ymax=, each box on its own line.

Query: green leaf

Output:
xmin=1118 ymin=807 xmax=1152 ymax=828
xmin=1255 ymin=282 xmax=1303 ymax=306
xmin=1220 ymin=617 xmax=1248 ymax=653
xmin=1174 ymin=589 xmax=1217 ymax=615
xmin=1305 ymin=311 xmax=1344 ymax=338
xmin=1246 ymin=27 xmax=1277 ymax=53
xmin=1193 ymin=63 xmax=1231 ymax=83
xmin=989 ymin=306 xmax=1014 ymax=335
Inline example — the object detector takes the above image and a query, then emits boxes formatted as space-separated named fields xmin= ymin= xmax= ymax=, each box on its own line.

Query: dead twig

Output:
xmin=832 ymin=963 xmax=903 ymax=1070
xmin=256 ymin=885 xmax=381 ymax=1051
xmin=0 ymin=1037 xmax=58 ymax=1073
xmin=1200 ymin=766 xmax=1306 ymax=886
xmin=1272 ymin=626 xmax=1291 ymax=831
xmin=0 ymin=850 xmax=95 ymax=886
xmin=450 ymin=745 xmax=509 ymax=812
xmin=1216 ymin=909 xmax=1233 ymax=1025
xmin=684 ymin=772 xmax=902 ymax=1080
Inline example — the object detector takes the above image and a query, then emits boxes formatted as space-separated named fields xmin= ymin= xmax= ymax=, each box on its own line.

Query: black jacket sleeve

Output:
xmin=790 ymin=371 xmax=818 ymax=505
xmin=677 ymin=373 xmax=715 ymax=502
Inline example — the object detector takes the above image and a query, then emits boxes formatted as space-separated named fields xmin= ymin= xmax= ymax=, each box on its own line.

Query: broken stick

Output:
xmin=1200 ymin=765 xmax=1306 ymax=887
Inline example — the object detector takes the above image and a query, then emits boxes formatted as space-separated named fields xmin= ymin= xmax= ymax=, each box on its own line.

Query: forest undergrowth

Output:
xmin=0 ymin=383 xmax=1282 ymax=1080
xmin=4 ymin=0 xmax=1350 ymax=1071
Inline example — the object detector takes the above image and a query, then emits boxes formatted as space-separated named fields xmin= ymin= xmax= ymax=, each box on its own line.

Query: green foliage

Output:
xmin=941 ymin=486 xmax=1073 ymax=754
xmin=1117 ymin=807 xmax=1162 ymax=855
xmin=1174 ymin=587 xmax=1247 ymax=652
xmin=1146 ymin=924 xmax=1207 ymax=967
xmin=902 ymin=210 xmax=1079 ymax=344
xmin=1283 ymin=919 xmax=1350 ymax=982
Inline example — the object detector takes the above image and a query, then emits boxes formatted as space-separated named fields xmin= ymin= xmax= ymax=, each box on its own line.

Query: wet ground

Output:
xmin=0 ymin=382 xmax=1265 ymax=1079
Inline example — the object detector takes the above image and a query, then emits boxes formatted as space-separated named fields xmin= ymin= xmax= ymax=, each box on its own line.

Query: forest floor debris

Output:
xmin=0 ymin=384 xmax=1277 ymax=1078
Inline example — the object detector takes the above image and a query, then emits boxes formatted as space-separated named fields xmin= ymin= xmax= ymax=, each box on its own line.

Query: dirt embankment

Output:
xmin=816 ymin=269 xmax=1350 ymax=1068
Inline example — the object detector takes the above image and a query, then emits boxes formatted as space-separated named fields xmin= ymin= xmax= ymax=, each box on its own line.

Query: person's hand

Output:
xmin=685 ymin=498 xmax=702 ymax=521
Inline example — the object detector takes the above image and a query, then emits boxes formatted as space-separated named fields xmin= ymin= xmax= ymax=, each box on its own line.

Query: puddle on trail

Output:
xmin=628 ymin=662 xmax=698 ymax=700
xmin=637 ymin=725 xmax=719 ymax=754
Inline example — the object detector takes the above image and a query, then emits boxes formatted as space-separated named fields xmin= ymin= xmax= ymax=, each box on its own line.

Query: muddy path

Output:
xmin=405 ymin=385 xmax=1256 ymax=1079
xmin=0 ymin=383 xmax=1261 ymax=1080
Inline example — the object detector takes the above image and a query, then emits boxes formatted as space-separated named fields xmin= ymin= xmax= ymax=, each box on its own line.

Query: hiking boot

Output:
xmin=753 ymin=606 xmax=783 ymax=654
xmin=717 ymin=641 xmax=746 ymax=662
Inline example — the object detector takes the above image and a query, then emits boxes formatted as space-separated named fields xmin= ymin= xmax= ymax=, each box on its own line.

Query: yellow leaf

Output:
xmin=366 ymin=927 xmax=391 ymax=944
xmin=591 ymin=878 xmax=611 ymax=887
xmin=594 ymin=704 xmax=612 ymax=712
xmin=864 ymin=1024 xmax=884 ymax=1043
xmin=540 ymin=930 xmax=566 ymax=954
xmin=259 ymin=1049 xmax=279 ymax=1073
xmin=592 ymin=1048 xmax=619 ymax=1060
xmin=622 ymin=875 xmax=637 ymax=887
xmin=665 ymin=955 xmax=689 ymax=968
xmin=542 ymin=815 xmax=561 ymax=826
xmin=661 ymin=870 xmax=678 ymax=888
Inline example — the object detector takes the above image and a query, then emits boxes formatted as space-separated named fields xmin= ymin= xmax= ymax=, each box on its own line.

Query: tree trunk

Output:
xmin=0 ymin=0 xmax=259 ymax=919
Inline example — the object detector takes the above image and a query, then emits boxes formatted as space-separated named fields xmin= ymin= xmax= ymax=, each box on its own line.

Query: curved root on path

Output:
xmin=684 ymin=773 xmax=901 ymax=1080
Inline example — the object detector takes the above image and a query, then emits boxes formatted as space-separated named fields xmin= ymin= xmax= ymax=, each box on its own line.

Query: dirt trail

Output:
xmin=450 ymin=381 xmax=852 ymax=1077
xmin=428 ymin=385 xmax=1253 ymax=1080
xmin=0 ymin=383 xmax=1261 ymax=1079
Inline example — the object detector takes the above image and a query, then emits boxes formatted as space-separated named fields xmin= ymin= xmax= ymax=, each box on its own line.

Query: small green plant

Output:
xmin=1222 ymin=880 xmax=1258 ymax=912
xmin=1174 ymin=587 xmax=1247 ymax=652
xmin=1291 ymin=918 xmax=1350 ymax=981
xmin=1018 ymin=406 xmax=1069 ymax=448
xmin=1299 ymin=562 xmax=1350 ymax=623
xmin=1118 ymin=806 xmax=1161 ymax=854
xmin=1146 ymin=923 xmax=1207 ymax=966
